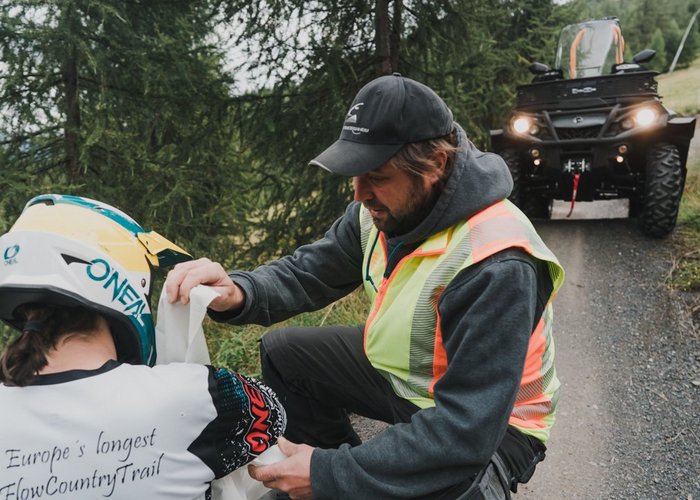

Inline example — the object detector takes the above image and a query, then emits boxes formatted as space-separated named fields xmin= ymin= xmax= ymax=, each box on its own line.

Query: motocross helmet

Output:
xmin=0 ymin=194 xmax=192 ymax=365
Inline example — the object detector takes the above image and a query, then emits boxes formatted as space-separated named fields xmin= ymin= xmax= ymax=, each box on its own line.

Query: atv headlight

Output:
xmin=512 ymin=116 xmax=532 ymax=134
xmin=634 ymin=107 xmax=658 ymax=127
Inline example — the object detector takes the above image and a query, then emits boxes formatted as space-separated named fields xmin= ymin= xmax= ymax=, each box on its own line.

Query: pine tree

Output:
xmin=0 ymin=0 xmax=245 ymax=258
xmin=215 ymin=0 xmax=565 ymax=261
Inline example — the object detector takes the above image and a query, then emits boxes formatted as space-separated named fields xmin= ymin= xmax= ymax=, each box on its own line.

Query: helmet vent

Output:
xmin=61 ymin=254 xmax=91 ymax=266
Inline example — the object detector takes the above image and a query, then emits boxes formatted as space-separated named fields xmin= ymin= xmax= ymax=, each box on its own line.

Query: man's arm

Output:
xmin=208 ymin=201 xmax=365 ymax=326
xmin=165 ymin=202 xmax=364 ymax=325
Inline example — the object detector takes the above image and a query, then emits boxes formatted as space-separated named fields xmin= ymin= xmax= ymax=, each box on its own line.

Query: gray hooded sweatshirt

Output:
xmin=212 ymin=126 xmax=554 ymax=498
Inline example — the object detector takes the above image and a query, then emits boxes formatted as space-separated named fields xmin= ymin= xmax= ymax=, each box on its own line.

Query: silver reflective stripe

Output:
xmin=406 ymin=228 xmax=474 ymax=396
xmin=359 ymin=206 xmax=374 ymax=256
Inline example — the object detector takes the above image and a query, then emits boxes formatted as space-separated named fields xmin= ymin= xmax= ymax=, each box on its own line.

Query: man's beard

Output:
xmin=365 ymin=181 xmax=439 ymax=236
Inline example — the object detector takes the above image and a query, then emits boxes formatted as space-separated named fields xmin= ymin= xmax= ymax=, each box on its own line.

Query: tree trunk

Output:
xmin=375 ymin=0 xmax=392 ymax=75
xmin=390 ymin=0 xmax=402 ymax=72
xmin=61 ymin=6 xmax=81 ymax=181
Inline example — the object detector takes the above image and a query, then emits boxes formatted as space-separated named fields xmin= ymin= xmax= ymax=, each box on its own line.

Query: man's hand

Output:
xmin=164 ymin=257 xmax=245 ymax=312
xmin=248 ymin=437 xmax=314 ymax=500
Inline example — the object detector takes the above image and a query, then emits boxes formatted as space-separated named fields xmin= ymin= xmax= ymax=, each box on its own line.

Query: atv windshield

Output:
xmin=555 ymin=19 xmax=625 ymax=79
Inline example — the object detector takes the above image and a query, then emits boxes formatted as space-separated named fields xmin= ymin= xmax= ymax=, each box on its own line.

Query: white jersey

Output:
xmin=0 ymin=361 xmax=286 ymax=499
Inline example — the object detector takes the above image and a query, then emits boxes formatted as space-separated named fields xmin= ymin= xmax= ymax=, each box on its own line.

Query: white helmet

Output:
xmin=0 ymin=194 xmax=191 ymax=365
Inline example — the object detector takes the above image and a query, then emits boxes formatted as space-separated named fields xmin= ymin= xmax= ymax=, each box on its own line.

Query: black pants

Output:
xmin=260 ymin=325 xmax=545 ymax=495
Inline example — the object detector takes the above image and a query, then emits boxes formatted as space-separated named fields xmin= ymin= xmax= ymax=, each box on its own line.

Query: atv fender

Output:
xmin=663 ymin=115 xmax=696 ymax=167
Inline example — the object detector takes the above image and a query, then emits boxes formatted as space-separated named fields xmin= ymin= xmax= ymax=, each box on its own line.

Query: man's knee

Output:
xmin=260 ymin=327 xmax=319 ymax=385
xmin=260 ymin=327 xmax=292 ymax=384
xmin=260 ymin=327 xmax=286 ymax=359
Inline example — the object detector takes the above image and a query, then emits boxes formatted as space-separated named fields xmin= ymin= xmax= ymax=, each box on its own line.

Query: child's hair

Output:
xmin=0 ymin=304 xmax=99 ymax=386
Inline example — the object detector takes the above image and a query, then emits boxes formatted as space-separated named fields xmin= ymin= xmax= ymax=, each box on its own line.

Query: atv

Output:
xmin=490 ymin=17 xmax=696 ymax=237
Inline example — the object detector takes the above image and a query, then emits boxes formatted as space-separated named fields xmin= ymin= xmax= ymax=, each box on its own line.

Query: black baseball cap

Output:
xmin=309 ymin=73 xmax=454 ymax=176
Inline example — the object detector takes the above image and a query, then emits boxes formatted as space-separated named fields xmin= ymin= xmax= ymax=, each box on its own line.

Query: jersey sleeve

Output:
xmin=187 ymin=366 xmax=287 ymax=478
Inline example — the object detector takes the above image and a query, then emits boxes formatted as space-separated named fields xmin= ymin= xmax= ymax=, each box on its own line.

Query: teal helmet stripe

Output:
xmin=25 ymin=194 xmax=145 ymax=236
xmin=128 ymin=312 xmax=156 ymax=366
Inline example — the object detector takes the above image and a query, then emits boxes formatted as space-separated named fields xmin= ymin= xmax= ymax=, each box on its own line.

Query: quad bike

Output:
xmin=490 ymin=17 xmax=696 ymax=237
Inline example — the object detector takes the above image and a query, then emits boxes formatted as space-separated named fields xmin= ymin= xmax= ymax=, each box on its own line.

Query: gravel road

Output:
xmin=519 ymin=217 xmax=700 ymax=499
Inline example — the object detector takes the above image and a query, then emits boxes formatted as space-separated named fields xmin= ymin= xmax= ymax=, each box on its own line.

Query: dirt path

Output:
xmin=519 ymin=218 xmax=699 ymax=499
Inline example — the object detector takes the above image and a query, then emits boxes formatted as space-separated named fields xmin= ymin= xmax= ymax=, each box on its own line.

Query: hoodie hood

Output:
xmin=387 ymin=124 xmax=513 ymax=247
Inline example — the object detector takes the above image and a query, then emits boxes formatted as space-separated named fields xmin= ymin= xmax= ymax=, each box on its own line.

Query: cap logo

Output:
xmin=345 ymin=103 xmax=363 ymax=124
xmin=343 ymin=102 xmax=369 ymax=135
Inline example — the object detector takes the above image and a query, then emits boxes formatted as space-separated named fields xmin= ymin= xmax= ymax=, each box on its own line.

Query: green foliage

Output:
xmin=649 ymin=28 xmax=668 ymax=72
xmin=206 ymin=321 xmax=267 ymax=376
xmin=664 ymin=52 xmax=700 ymax=291
xmin=0 ymin=0 xmax=250 ymax=262
xmin=657 ymin=57 xmax=700 ymax=114
xmin=0 ymin=324 xmax=13 ymax=356
xmin=399 ymin=0 xmax=569 ymax=144
xmin=672 ymin=165 xmax=700 ymax=291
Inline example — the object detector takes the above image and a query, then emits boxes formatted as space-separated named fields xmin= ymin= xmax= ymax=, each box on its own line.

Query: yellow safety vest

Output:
xmin=360 ymin=200 xmax=565 ymax=443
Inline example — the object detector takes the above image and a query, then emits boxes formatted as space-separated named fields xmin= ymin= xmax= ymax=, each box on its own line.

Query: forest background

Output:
xmin=2 ymin=0 xmax=700 ymax=373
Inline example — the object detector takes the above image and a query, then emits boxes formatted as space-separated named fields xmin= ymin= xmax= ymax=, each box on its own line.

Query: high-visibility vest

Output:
xmin=360 ymin=200 xmax=565 ymax=443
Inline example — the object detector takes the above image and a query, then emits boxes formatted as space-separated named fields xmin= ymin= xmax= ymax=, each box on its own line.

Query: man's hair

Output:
xmin=390 ymin=128 xmax=458 ymax=183
xmin=0 ymin=304 xmax=99 ymax=387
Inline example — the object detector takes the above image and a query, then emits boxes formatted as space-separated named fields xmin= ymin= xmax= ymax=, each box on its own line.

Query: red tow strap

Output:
xmin=566 ymin=173 xmax=580 ymax=218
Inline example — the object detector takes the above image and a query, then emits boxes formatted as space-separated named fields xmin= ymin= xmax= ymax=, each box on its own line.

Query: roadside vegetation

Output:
xmin=658 ymin=59 xmax=700 ymax=291
xmin=206 ymin=290 xmax=369 ymax=376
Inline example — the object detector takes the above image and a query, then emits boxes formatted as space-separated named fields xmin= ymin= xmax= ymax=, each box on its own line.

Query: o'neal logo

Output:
xmin=241 ymin=381 xmax=272 ymax=454
xmin=3 ymin=245 xmax=20 ymax=265
xmin=86 ymin=258 xmax=146 ymax=325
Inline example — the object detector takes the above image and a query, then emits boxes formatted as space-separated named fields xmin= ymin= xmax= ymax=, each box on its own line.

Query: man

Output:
xmin=166 ymin=74 xmax=565 ymax=499
xmin=0 ymin=194 xmax=286 ymax=500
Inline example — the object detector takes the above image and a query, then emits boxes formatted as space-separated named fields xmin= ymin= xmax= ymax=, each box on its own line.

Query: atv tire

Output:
xmin=639 ymin=142 xmax=683 ymax=238
xmin=500 ymin=149 xmax=551 ymax=219
xmin=523 ymin=196 xmax=552 ymax=219
xmin=500 ymin=149 xmax=523 ymax=206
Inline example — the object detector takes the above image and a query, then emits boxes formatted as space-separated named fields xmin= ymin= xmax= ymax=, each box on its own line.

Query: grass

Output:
xmin=670 ymin=169 xmax=700 ymax=291
xmin=657 ymin=58 xmax=700 ymax=116
xmin=203 ymin=289 xmax=370 ymax=376
xmin=659 ymin=57 xmax=700 ymax=290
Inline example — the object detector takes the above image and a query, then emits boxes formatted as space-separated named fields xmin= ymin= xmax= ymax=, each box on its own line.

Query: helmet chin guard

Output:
xmin=0 ymin=194 xmax=192 ymax=365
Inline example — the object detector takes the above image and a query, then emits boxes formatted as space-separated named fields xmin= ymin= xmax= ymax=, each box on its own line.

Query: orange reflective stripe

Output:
xmin=363 ymin=233 xmax=413 ymax=354
xmin=510 ymin=400 xmax=552 ymax=429
xmin=513 ymin=318 xmax=551 ymax=428
xmin=467 ymin=200 xmax=510 ymax=226
xmin=521 ymin=317 xmax=546 ymax=384
xmin=469 ymin=203 xmax=534 ymax=264
xmin=430 ymin=304 xmax=448 ymax=397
